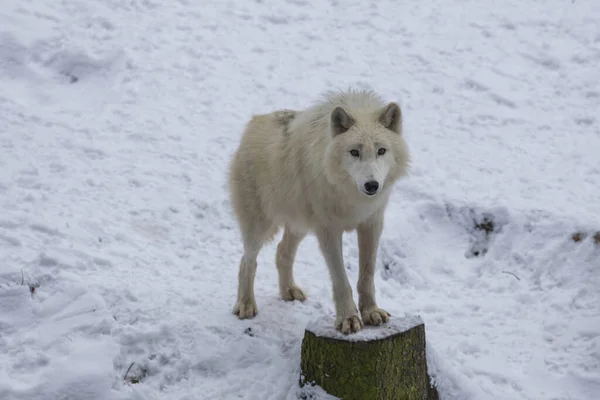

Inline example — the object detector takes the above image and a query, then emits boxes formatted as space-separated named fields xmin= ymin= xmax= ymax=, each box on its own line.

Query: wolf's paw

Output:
xmin=280 ymin=285 xmax=306 ymax=302
xmin=233 ymin=300 xmax=258 ymax=319
xmin=335 ymin=314 xmax=364 ymax=334
xmin=361 ymin=307 xmax=391 ymax=326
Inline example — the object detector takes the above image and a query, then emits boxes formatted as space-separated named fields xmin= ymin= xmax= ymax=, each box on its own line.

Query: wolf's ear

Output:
xmin=330 ymin=106 xmax=355 ymax=136
xmin=379 ymin=102 xmax=402 ymax=133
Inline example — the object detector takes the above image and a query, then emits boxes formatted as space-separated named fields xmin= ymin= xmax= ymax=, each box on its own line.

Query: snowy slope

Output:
xmin=1 ymin=0 xmax=599 ymax=399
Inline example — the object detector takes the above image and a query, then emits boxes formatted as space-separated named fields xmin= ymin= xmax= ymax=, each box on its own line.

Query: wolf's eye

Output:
xmin=350 ymin=149 xmax=360 ymax=157
xmin=377 ymin=148 xmax=386 ymax=156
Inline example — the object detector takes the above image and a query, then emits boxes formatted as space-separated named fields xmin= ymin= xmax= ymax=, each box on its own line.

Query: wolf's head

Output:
xmin=324 ymin=102 xmax=410 ymax=198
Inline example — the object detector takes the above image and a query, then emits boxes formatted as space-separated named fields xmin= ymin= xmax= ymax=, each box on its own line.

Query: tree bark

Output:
xmin=300 ymin=315 xmax=439 ymax=400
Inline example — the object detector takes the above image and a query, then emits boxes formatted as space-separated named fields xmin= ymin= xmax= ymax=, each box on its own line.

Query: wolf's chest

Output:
xmin=317 ymin=194 xmax=386 ymax=229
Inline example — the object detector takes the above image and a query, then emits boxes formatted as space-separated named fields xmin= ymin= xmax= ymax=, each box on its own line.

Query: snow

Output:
xmin=306 ymin=314 xmax=424 ymax=342
xmin=0 ymin=0 xmax=599 ymax=399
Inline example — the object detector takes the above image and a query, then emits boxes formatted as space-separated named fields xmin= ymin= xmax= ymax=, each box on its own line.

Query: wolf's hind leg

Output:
xmin=232 ymin=218 xmax=275 ymax=319
xmin=276 ymin=226 xmax=307 ymax=301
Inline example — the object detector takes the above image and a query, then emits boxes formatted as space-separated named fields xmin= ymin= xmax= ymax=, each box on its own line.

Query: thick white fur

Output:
xmin=228 ymin=88 xmax=410 ymax=334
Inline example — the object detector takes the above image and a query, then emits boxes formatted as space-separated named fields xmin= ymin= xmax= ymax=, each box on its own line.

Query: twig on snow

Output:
xmin=124 ymin=362 xmax=135 ymax=380
xmin=21 ymin=269 xmax=24 ymax=285
xmin=502 ymin=271 xmax=521 ymax=281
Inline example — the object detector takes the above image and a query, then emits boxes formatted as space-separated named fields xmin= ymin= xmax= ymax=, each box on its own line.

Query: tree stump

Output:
xmin=300 ymin=315 xmax=439 ymax=400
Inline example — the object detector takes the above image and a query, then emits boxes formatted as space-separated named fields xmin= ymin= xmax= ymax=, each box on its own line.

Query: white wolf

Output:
xmin=228 ymin=88 xmax=410 ymax=334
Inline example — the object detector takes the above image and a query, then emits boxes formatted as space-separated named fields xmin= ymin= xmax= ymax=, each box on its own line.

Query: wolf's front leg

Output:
xmin=316 ymin=227 xmax=363 ymax=334
xmin=357 ymin=212 xmax=390 ymax=326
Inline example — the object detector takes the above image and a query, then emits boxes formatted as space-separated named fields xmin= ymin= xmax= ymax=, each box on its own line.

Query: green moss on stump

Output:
xmin=300 ymin=316 xmax=439 ymax=400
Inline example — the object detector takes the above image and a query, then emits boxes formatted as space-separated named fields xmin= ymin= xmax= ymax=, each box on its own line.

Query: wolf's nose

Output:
xmin=364 ymin=181 xmax=379 ymax=195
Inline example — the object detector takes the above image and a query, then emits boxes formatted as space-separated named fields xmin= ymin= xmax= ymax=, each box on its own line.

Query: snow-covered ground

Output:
xmin=1 ymin=0 xmax=599 ymax=399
